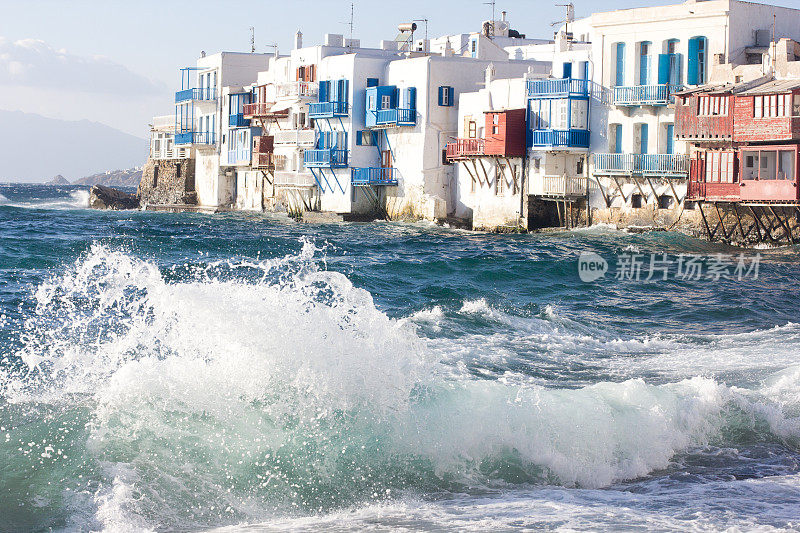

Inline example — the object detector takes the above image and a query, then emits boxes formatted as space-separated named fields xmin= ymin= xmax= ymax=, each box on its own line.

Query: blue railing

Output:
xmin=593 ymin=153 xmax=689 ymax=175
xmin=374 ymin=108 xmax=416 ymax=127
xmin=227 ymin=149 xmax=252 ymax=165
xmin=613 ymin=84 xmax=682 ymax=106
xmin=174 ymin=131 xmax=216 ymax=145
xmin=351 ymin=167 xmax=398 ymax=186
xmin=527 ymin=78 xmax=590 ymax=98
xmin=229 ymin=114 xmax=249 ymax=127
xmin=307 ymin=101 xmax=349 ymax=118
xmin=531 ymin=129 xmax=590 ymax=148
xmin=175 ymin=87 xmax=218 ymax=103
xmin=303 ymin=148 xmax=348 ymax=168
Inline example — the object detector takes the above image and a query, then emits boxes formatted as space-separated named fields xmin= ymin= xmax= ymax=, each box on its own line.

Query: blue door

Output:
xmin=562 ymin=62 xmax=572 ymax=79
xmin=666 ymin=125 xmax=674 ymax=154
xmin=639 ymin=124 xmax=649 ymax=154
xmin=639 ymin=42 xmax=651 ymax=85
xmin=615 ymin=43 xmax=626 ymax=86
xmin=614 ymin=124 xmax=623 ymax=153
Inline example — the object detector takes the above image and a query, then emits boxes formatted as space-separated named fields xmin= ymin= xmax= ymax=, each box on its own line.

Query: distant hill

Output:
xmin=44 ymin=175 xmax=70 ymax=186
xmin=0 ymin=110 xmax=148 ymax=183
xmin=72 ymin=168 xmax=142 ymax=188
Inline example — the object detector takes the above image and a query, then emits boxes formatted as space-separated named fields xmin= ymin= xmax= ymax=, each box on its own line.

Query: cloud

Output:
xmin=0 ymin=37 xmax=165 ymax=95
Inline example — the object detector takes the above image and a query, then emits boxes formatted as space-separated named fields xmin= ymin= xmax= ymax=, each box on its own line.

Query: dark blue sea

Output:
xmin=2 ymin=184 xmax=800 ymax=532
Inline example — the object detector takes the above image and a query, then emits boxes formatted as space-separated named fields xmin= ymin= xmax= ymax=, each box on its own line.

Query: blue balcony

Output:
xmin=613 ymin=84 xmax=682 ymax=106
xmin=175 ymin=87 xmax=218 ymax=103
xmin=527 ymin=78 xmax=590 ymax=99
xmin=351 ymin=167 xmax=398 ymax=186
xmin=229 ymin=114 xmax=249 ymax=127
xmin=174 ymin=131 xmax=216 ymax=146
xmin=227 ymin=149 xmax=251 ymax=165
xmin=594 ymin=153 xmax=689 ymax=176
xmin=308 ymin=101 xmax=349 ymax=118
xmin=303 ymin=148 xmax=348 ymax=168
xmin=370 ymin=108 xmax=416 ymax=128
xmin=532 ymin=129 xmax=590 ymax=149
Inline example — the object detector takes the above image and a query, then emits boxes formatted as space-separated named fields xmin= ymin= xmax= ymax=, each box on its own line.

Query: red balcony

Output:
xmin=446 ymin=138 xmax=485 ymax=160
xmin=675 ymin=94 xmax=735 ymax=142
xmin=243 ymin=102 xmax=288 ymax=119
xmin=687 ymin=151 xmax=740 ymax=202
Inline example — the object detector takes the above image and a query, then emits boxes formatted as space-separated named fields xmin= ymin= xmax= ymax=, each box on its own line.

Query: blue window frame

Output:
xmin=613 ymin=124 xmax=623 ymax=153
xmin=639 ymin=124 xmax=649 ymax=154
xmin=615 ymin=42 xmax=626 ymax=87
xmin=639 ymin=41 xmax=652 ymax=85
xmin=687 ymin=36 xmax=708 ymax=85
xmin=666 ymin=124 xmax=674 ymax=154
xmin=438 ymin=86 xmax=454 ymax=106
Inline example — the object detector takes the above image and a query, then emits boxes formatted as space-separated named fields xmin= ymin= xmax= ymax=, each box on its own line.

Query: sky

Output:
xmin=1 ymin=0 xmax=799 ymax=139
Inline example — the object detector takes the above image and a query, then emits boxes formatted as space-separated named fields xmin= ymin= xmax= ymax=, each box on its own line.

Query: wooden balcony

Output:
xmin=446 ymin=138 xmax=485 ymax=160
xmin=527 ymin=78 xmax=590 ymax=99
xmin=529 ymin=175 xmax=588 ymax=198
xmin=303 ymin=148 xmax=348 ymax=168
xmin=614 ymin=84 xmax=681 ymax=106
xmin=675 ymin=96 xmax=734 ymax=141
xmin=351 ymin=167 xmax=398 ymax=186
xmin=243 ymin=102 xmax=287 ymax=119
xmin=531 ymin=129 xmax=589 ymax=149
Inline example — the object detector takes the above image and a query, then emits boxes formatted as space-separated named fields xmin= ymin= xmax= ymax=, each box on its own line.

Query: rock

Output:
xmin=45 ymin=174 xmax=70 ymax=186
xmin=89 ymin=185 xmax=139 ymax=210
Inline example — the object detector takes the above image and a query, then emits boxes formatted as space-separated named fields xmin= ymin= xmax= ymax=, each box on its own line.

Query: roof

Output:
xmin=738 ymin=79 xmax=800 ymax=95
xmin=674 ymin=83 xmax=735 ymax=96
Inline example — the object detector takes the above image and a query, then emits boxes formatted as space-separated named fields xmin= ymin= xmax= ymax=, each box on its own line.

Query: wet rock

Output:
xmin=89 ymin=185 xmax=139 ymax=210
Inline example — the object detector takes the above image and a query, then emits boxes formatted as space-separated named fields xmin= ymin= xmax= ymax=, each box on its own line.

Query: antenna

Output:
xmin=552 ymin=3 xmax=575 ymax=39
xmin=349 ymin=2 xmax=355 ymax=48
xmin=483 ymin=0 xmax=496 ymax=38
xmin=250 ymin=27 xmax=255 ymax=53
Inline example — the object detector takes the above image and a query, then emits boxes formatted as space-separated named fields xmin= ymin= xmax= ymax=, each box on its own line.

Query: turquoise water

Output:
xmin=1 ymin=185 xmax=800 ymax=531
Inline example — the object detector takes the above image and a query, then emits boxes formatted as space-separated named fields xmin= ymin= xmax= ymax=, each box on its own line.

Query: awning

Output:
xmin=269 ymin=100 xmax=298 ymax=113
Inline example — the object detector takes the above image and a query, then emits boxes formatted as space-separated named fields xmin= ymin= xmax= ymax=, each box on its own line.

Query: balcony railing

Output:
xmin=227 ymin=149 xmax=252 ymax=165
xmin=593 ymin=153 xmax=689 ymax=176
xmin=276 ymin=81 xmax=319 ymax=98
xmin=274 ymin=129 xmax=316 ymax=146
xmin=613 ymin=84 xmax=682 ymax=106
xmin=152 ymin=147 xmax=191 ymax=160
xmin=174 ymin=131 xmax=216 ymax=145
xmin=243 ymin=102 xmax=288 ymax=118
xmin=688 ymin=180 xmax=740 ymax=201
xmin=531 ymin=129 xmax=590 ymax=149
xmin=252 ymin=152 xmax=286 ymax=170
xmin=372 ymin=108 xmax=416 ymax=127
xmin=307 ymin=101 xmax=349 ymax=118
xmin=351 ymin=167 xmax=398 ymax=186
xmin=175 ymin=87 xmax=218 ymax=103
xmin=303 ymin=148 xmax=348 ymax=167
xmin=527 ymin=78 xmax=590 ymax=98
xmin=274 ymin=171 xmax=316 ymax=188
xmin=529 ymin=175 xmax=588 ymax=197
xmin=229 ymin=114 xmax=250 ymax=127
xmin=446 ymin=138 xmax=485 ymax=160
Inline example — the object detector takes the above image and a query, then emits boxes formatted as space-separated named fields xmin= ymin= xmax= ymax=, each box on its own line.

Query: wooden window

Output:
xmin=496 ymin=165 xmax=505 ymax=195
xmin=754 ymin=96 xmax=763 ymax=118
xmin=779 ymin=94 xmax=786 ymax=117
xmin=468 ymin=121 xmax=477 ymax=138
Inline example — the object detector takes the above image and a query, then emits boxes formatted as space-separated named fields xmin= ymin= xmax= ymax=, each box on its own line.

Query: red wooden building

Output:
xmin=738 ymin=144 xmax=800 ymax=202
xmin=675 ymin=88 xmax=736 ymax=143
xmin=733 ymin=80 xmax=800 ymax=143
xmin=447 ymin=109 xmax=526 ymax=160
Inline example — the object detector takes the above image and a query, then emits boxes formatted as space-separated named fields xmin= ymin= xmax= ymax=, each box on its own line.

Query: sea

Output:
xmin=1 ymin=184 xmax=800 ymax=532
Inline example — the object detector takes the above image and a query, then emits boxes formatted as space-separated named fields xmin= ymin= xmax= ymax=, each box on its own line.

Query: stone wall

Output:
xmin=138 ymin=158 xmax=197 ymax=206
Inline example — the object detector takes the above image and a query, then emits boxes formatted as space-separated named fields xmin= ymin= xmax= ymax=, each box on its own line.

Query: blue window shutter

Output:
xmin=687 ymin=38 xmax=699 ymax=85
xmin=342 ymin=79 xmax=349 ymax=103
xmin=580 ymin=61 xmax=589 ymax=80
xmin=447 ymin=86 xmax=454 ymax=106
xmin=438 ymin=86 xmax=444 ymax=106
xmin=356 ymin=131 xmax=362 ymax=146
xmin=392 ymin=88 xmax=399 ymax=108
xmin=562 ymin=62 xmax=572 ymax=79
xmin=640 ymin=124 xmax=649 ymax=154
xmin=639 ymin=45 xmax=651 ymax=85
xmin=657 ymin=54 xmax=671 ymax=84
xmin=615 ymin=43 xmax=626 ymax=87
xmin=666 ymin=125 xmax=674 ymax=154
xmin=669 ymin=53 xmax=682 ymax=85
xmin=407 ymin=87 xmax=417 ymax=109
xmin=614 ymin=124 xmax=623 ymax=153
xmin=367 ymin=77 xmax=379 ymax=88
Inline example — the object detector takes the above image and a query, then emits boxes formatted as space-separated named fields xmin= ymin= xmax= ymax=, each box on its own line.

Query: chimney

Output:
xmin=501 ymin=11 xmax=507 ymax=21
xmin=295 ymin=31 xmax=303 ymax=50
xmin=485 ymin=63 xmax=495 ymax=87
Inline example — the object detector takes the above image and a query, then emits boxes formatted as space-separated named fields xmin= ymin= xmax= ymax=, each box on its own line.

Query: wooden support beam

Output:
xmin=611 ymin=176 xmax=629 ymax=203
xmin=698 ymin=202 xmax=715 ymax=241
xmin=461 ymin=161 xmax=478 ymax=185
xmin=470 ymin=160 xmax=485 ymax=187
xmin=644 ymin=176 xmax=660 ymax=204
xmin=631 ymin=175 xmax=649 ymax=204
xmin=712 ymin=203 xmax=730 ymax=242
xmin=731 ymin=203 xmax=750 ymax=241
xmin=769 ymin=206 xmax=795 ymax=245
xmin=757 ymin=206 xmax=779 ymax=242
xmin=665 ymin=178 xmax=681 ymax=205
xmin=747 ymin=205 xmax=766 ymax=243
xmin=593 ymin=177 xmax=611 ymax=208
xmin=477 ymin=158 xmax=492 ymax=187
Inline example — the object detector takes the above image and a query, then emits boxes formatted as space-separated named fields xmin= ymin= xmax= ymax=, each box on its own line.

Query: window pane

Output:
xmin=779 ymin=150 xmax=795 ymax=180
xmin=743 ymin=151 xmax=759 ymax=180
